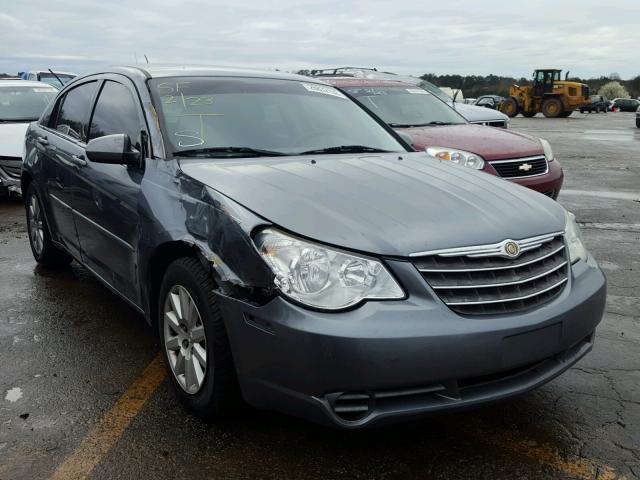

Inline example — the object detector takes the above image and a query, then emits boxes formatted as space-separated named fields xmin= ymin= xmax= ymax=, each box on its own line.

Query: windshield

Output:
xmin=341 ymin=86 xmax=467 ymax=127
xmin=416 ymin=80 xmax=455 ymax=103
xmin=38 ymin=73 xmax=75 ymax=88
xmin=148 ymin=77 xmax=405 ymax=157
xmin=0 ymin=86 xmax=57 ymax=121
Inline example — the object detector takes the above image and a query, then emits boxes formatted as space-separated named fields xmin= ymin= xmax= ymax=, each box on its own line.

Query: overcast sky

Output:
xmin=1 ymin=0 xmax=639 ymax=79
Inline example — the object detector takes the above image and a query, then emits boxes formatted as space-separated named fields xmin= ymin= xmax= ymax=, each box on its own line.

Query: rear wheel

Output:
xmin=158 ymin=257 xmax=241 ymax=419
xmin=559 ymin=110 xmax=573 ymax=118
xmin=636 ymin=118 xmax=640 ymax=128
xmin=501 ymin=98 xmax=519 ymax=117
xmin=25 ymin=184 xmax=72 ymax=267
xmin=542 ymin=98 xmax=563 ymax=118
xmin=522 ymin=110 xmax=537 ymax=118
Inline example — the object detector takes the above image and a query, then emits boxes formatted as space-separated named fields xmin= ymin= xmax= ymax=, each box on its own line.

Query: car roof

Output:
xmin=0 ymin=80 xmax=58 ymax=88
xmin=104 ymin=65 xmax=325 ymax=84
xmin=319 ymin=77 xmax=415 ymax=88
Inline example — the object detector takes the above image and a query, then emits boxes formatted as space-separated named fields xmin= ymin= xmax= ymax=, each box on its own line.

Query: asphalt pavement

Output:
xmin=1 ymin=111 xmax=639 ymax=479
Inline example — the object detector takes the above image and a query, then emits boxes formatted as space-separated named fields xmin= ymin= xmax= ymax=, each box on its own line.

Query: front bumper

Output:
xmin=487 ymin=159 xmax=564 ymax=199
xmin=217 ymin=255 xmax=605 ymax=428
xmin=0 ymin=164 xmax=21 ymax=195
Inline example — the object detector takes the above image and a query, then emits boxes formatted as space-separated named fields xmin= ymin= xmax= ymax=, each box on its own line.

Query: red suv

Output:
xmin=322 ymin=78 xmax=564 ymax=199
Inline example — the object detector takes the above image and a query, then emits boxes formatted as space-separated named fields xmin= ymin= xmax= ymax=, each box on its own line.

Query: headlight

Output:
xmin=254 ymin=228 xmax=404 ymax=310
xmin=565 ymin=210 xmax=587 ymax=263
xmin=426 ymin=147 xmax=485 ymax=170
xmin=540 ymin=138 xmax=555 ymax=162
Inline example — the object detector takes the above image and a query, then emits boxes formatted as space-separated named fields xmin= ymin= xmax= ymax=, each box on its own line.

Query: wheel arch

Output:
xmin=143 ymin=240 xmax=214 ymax=329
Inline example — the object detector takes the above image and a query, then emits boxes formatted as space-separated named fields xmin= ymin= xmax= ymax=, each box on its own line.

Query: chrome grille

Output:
xmin=411 ymin=233 xmax=568 ymax=315
xmin=0 ymin=156 xmax=22 ymax=179
xmin=490 ymin=155 xmax=548 ymax=178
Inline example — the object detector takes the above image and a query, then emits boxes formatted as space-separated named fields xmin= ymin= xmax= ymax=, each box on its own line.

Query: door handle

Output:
xmin=71 ymin=154 xmax=87 ymax=167
xmin=37 ymin=136 xmax=49 ymax=146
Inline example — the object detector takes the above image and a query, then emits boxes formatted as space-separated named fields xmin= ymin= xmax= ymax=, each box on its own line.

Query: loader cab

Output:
xmin=533 ymin=69 xmax=561 ymax=96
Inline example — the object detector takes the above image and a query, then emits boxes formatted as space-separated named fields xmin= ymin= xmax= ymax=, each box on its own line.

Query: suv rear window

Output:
xmin=54 ymin=81 xmax=97 ymax=141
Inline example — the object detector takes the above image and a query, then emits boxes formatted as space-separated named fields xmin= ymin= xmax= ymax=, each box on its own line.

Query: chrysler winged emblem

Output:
xmin=503 ymin=241 xmax=520 ymax=257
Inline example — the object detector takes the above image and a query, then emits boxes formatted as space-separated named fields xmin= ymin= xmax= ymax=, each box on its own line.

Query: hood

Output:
xmin=401 ymin=124 xmax=543 ymax=161
xmin=178 ymin=152 xmax=565 ymax=257
xmin=0 ymin=122 xmax=30 ymax=157
xmin=451 ymin=102 xmax=509 ymax=123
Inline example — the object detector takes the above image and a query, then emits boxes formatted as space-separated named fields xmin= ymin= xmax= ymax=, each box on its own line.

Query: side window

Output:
xmin=54 ymin=81 xmax=97 ymax=141
xmin=28 ymin=73 xmax=36 ymax=81
xmin=89 ymin=81 xmax=142 ymax=149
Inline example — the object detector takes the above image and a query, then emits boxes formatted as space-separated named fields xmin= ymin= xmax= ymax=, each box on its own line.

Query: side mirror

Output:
xmin=86 ymin=134 xmax=141 ymax=165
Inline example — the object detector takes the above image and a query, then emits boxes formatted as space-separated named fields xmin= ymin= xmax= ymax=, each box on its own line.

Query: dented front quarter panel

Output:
xmin=138 ymin=158 xmax=275 ymax=318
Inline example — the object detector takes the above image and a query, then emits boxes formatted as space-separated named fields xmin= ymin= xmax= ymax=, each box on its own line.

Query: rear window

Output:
xmin=0 ymin=86 xmax=57 ymax=122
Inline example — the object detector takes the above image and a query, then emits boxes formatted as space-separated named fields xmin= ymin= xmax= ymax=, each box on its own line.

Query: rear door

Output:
xmin=42 ymin=80 xmax=98 ymax=258
xmin=72 ymin=77 xmax=146 ymax=304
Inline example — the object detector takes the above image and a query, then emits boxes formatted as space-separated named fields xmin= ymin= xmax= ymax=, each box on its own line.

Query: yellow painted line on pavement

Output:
xmin=50 ymin=354 xmax=166 ymax=480
xmin=494 ymin=432 xmax=618 ymax=479
xmin=465 ymin=419 xmax=623 ymax=479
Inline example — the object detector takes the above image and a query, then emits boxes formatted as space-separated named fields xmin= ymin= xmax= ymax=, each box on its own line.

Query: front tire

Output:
xmin=501 ymin=97 xmax=519 ymax=118
xmin=25 ymin=184 xmax=72 ymax=267
xmin=158 ymin=257 xmax=241 ymax=419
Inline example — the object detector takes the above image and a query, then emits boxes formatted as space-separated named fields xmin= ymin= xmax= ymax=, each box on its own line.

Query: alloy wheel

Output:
xmin=163 ymin=285 xmax=208 ymax=394
xmin=28 ymin=194 xmax=44 ymax=256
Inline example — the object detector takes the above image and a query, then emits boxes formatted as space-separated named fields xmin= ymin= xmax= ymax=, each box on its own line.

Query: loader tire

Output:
xmin=501 ymin=98 xmax=519 ymax=118
xmin=542 ymin=98 xmax=563 ymax=118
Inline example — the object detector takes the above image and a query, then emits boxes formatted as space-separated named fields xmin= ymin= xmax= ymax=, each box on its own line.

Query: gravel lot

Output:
xmin=1 ymin=111 xmax=638 ymax=480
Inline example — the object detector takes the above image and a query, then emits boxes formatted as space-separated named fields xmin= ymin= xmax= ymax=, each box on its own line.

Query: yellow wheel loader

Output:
xmin=501 ymin=69 xmax=591 ymax=118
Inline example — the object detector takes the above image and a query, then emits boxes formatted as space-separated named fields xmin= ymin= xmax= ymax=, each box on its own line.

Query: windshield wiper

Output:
xmin=173 ymin=147 xmax=288 ymax=158
xmin=0 ymin=118 xmax=38 ymax=123
xmin=389 ymin=121 xmax=456 ymax=128
xmin=298 ymin=145 xmax=391 ymax=155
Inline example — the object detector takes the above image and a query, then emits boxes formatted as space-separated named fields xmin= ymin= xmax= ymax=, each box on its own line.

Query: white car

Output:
xmin=0 ymin=80 xmax=58 ymax=195
xmin=21 ymin=70 xmax=77 ymax=89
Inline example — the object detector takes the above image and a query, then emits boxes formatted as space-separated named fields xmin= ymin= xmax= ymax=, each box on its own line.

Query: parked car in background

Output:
xmin=321 ymin=77 xmax=564 ymax=199
xmin=310 ymin=67 xmax=511 ymax=128
xmin=0 ymin=80 xmax=57 ymax=195
xmin=610 ymin=98 xmax=640 ymax=112
xmin=579 ymin=95 xmax=609 ymax=113
xmin=22 ymin=65 xmax=605 ymax=428
xmin=475 ymin=95 xmax=505 ymax=110
xmin=20 ymin=70 xmax=77 ymax=89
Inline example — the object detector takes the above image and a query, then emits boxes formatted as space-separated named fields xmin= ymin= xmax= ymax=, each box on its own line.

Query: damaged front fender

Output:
xmin=138 ymin=161 xmax=276 ymax=321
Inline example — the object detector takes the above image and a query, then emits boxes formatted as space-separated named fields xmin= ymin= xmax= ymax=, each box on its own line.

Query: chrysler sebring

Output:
xmin=22 ymin=66 xmax=606 ymax=428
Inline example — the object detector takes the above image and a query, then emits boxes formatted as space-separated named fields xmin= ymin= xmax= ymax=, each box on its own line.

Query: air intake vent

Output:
xmin=332 ymin=392 xmax=372 ymax=421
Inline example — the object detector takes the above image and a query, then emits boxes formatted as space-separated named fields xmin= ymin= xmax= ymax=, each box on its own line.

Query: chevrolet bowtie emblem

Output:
xmin=519 ymin=163 xmax=533 ymax=172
